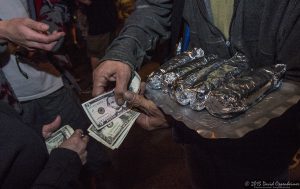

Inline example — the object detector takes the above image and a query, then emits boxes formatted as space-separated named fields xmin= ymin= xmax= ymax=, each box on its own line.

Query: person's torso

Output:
xmin=0 ymin=0 xmax=63 ymax=102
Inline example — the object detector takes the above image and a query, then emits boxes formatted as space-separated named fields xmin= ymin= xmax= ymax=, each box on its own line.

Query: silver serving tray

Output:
xmin=145 ymin=80 xmax=300 ymax=139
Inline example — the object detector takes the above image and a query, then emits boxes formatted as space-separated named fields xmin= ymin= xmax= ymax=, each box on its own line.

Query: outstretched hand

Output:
xmin=124 ymin=83 xmax=169 ymax=131
xmin=0 ymin=18 xmax=65 ymax=51
xmin=93 ymin=60 xmax=132 ymax=105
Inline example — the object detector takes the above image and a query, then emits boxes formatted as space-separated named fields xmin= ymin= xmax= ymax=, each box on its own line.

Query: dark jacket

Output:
xmin=102 ymin=0 xmax=300 ymax=82
xmin=0 ymin=102 xmax=82 ymax=189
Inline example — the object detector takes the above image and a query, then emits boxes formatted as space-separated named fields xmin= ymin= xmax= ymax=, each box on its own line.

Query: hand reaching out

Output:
xmin=0 ymin=18 xmax=65 ymax=51
xmin=124 ymin=82 xmax=170 ymax=131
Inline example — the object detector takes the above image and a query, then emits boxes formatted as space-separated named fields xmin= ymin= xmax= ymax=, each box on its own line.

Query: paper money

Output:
xmin=82 ymin=91 xmax=129 ymax=129
xmin=88 ymin=110 xmax=140 ymax=149
xmin=129 ymin=72 xmax=141 ymax=93
xmin=82 ymin=72 xmax=141 ymax=129
xmin=45 ymin=125 xmax=74 ymax=153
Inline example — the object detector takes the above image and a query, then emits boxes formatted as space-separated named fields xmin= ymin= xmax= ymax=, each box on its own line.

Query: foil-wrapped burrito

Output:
xmin=161 ymin=55 xmax=218 ymax=94
xmin=173 ymin=57 xmax=225 ymax=105
xmin=205 ymin=64 xmax=286 ymax=118
xmin=147 ymin=48 xmax=204 ymax=89
xmin=175 ymin=53 xmax=249 ymax=110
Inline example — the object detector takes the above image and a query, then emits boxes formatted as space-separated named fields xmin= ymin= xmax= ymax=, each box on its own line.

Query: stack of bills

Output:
xmin=45 ymin=125 xmax=74 ymax=153
xmin=82 ymin=72 xmax=141 ymax=149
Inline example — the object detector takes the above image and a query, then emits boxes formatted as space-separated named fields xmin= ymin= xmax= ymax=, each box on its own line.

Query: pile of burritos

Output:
xmin=147 ymin=48 xmax=286 ymax=119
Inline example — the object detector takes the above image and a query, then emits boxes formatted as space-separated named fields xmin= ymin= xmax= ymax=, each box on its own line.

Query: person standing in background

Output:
xmin=77 ymin=0 xmax=118 ymax=70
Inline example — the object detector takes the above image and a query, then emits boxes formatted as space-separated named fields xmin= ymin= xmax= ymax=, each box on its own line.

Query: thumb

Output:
xmin=114 ymin=70 xmax=131 ymax=105
xmin=42 ymin=115 xmax=61 ymax=138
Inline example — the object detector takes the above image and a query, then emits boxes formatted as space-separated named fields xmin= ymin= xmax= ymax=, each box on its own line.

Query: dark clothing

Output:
xmin=101 ymin=0 xmax=300 ymax=188
xmin=84 ymin=0 xmax=118 ymax=35
xmin=0 ymin=102 xmax=82 ymax=189
xmin=20 ymin=86 xmax=109 ymax=175
xmin=174 ymin=100 xmax=300 ymax=188
xmin=102 ymin=0 xmax=300 ymax=82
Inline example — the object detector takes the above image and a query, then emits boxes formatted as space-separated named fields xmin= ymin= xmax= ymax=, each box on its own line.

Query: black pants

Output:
xmin=0 ymin=102 xmax=49 ymax=188
xmin=20 ymin=86 xmax=109 ymax=175
xmin=173 ymin=100 xmax=300 ymax=189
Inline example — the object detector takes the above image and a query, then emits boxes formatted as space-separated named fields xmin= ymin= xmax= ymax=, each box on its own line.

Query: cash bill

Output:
xmin=45 ymin=125 xmax=74 ymax=153
xmin=82 ymin=72 xmax=141 ymax=129
xmin=88 ymin=110 xmax=140 ymax=149
xmin=82 ymin=91 xmax=129 ymax=129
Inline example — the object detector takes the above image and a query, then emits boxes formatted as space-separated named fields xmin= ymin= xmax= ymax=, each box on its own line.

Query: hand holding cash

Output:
xmin=45 ymin=126 xmax=88 ymax=164
xmin=83 ymin=72 xmax=141 ymax=149
xmin=124 ymin=89 xmax=169 ymax=131
xmin=59 ymin=129 xmax=89 ymax=165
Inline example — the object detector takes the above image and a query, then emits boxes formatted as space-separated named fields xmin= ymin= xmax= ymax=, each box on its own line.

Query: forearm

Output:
xmin=101 ymin=0 xmax=172 ymax=70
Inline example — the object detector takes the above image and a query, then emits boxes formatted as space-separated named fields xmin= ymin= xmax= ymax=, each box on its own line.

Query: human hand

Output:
xmin=124 ymin=83 xmax=169 ymax=131
xmin=42 ymin=115 xmax=61 ymax=139
xmin=93 ymin=60 xmax=132 ymax=105
xmin=59 ymin=130 xmax=89 ymax=165
xmin=0 ymin=18 xmax=65 ymax=51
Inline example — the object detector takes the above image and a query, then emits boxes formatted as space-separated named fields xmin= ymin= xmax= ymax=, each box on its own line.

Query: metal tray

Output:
xmin=145 ymin=80 xmax=300 ymax=139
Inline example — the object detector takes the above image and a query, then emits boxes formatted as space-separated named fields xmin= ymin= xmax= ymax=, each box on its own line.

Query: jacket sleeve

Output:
xmin=101 ymin=0 xmax=173 ymax=70
xmin=31 ymin=148 xmax=82 ymax=189
xmin=276 ymin=2 xmax=300 ymax=82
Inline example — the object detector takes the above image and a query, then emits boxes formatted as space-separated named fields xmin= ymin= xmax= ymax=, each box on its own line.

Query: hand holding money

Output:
xmin=92 ymin=60 xmax=132 ymax=105
xmin=59 ymin=129 xmax=89 ymax=165
xmin=83 ymin=72 xmax=141 ymax=149
xmin=124 ymin=88 xmax=169 ymax=131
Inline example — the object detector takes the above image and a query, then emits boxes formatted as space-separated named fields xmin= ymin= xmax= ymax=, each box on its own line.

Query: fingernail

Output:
xmin=124 ymin=92 xmax=134 ymax=101
xmin=117 ymin=98 xmax=125 ymax=105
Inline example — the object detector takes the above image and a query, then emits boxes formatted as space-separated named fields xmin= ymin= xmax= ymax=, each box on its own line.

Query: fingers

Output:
xmin=42 ymin=115 xmax=61 ymax=139
xmin=92 ymin=60 xmax=131 ymax=103
xmin=24 ymin=40 xmax=58 ymax=51
xmin=80 ymin=151 xmax=88 ymax=165
xmin=25 ymin=31 xmax=64 ymax=46
xmin=136 ymin=113 xmax=169 ymax=131
xmin=24 ymin=18 xmax=49 ymax=32
xmin=139 ymin=82 xmax=146 ymax=95
xmin=72 ymin=129 xmax=89 ymax=146
xmin=124 ymin=91 xmax=150 ymax=111
xmin=60 ymin=129 xmax=89 ymax=165
xmin=73 ymin=129 xmax=84 ymax=138
xmin=115 ymin=70 xmax=131 ymax=105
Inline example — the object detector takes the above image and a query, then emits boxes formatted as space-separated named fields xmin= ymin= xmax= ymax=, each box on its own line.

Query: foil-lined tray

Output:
xmin=145 ymin=80 xmax=300 ymax=139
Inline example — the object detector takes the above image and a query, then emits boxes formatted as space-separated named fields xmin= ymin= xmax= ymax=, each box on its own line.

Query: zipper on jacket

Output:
xmin=196 ymin=0 xmax=238 ymax=57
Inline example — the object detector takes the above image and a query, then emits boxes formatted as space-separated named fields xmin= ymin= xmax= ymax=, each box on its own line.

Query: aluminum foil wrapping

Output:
xmin=205 ymin=64 xmax=286 ymax=118
xmin=189 ymin=53 xmax=249 ymax=110
xmin=161 ymin=56 xmax=210 ymax=94
xmin=174 ymin=57 xmax=224 ymax=105
xmin=147 ymin=48 xmax=204 ymax=89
